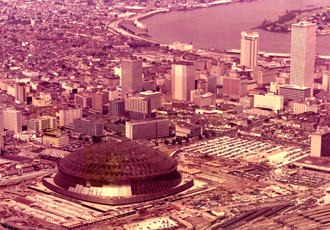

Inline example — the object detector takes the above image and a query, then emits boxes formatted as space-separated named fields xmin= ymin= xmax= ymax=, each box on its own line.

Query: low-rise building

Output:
xmin=58 ymin=108 xmax=82 ymax=126
xmin=240 ymin=96 xmax=254 ymax=108
xmin=75 ymin=93 xmax=92 ymax=107
xmin=26 ymin=116 xmax=57 ymax=132
xmin=43 ymin=132 xmax=69 ymax=148
xmin=279 ymin=85 xmax=311 ymax=101
xmin=254 ymin=93 xmax=284 ymax=111
xmin=191 ymin=92 xmax=216 ymax=108
xmin=175 ymin=122 xmax=204 ymax=138
xmin=126 ymin=118 xmax=169 ymax=140
xmin=73 ymin=118 xmax=103 ymax=136
xmin=293 ymin=100 xmax=328 ymax=114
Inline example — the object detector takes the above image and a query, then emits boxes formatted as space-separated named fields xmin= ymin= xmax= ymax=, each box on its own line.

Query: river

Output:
xmin=141 ymin=0 xmax=330 ymax=55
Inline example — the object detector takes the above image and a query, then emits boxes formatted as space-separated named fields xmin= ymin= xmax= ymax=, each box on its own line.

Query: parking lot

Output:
xmin=180 ymin=136 xmax=310 ymax=167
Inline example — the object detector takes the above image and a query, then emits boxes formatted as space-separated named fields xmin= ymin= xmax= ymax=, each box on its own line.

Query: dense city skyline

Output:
xmin=1 ymin=0 xmax=330 ymax=230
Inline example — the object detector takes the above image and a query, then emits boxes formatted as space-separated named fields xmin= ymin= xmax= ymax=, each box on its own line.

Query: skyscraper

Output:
xmin=15 ymin=83 xmax=26 ymax=104
xmin=171 ymin=61 xmax=195 ymax=101
xmin=121 ymin=59 xmax=142 ymax=99
xmin=240 ymin=31 xmax=259 ymax=69
xmin=311 ymin=130 xmax=330 ymax=157
xmin=290 ymin=22 xmax=316 ymax=90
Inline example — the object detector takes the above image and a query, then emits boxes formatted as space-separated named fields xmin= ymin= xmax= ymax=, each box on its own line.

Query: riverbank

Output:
xmin=127 ymin=0 xmax=233 ymax=22
xmin=116 ymin=0 xmax=247 ymax=47
xmin=112 ymin=0 xmax=236 ymax=46
xmin=252 ymin=6 xmax=330 ymax=36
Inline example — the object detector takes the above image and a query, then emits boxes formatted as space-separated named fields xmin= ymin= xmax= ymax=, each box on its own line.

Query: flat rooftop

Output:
xmin=295 ymin=156 xmax=330 ymax=168
xmin=280 ymin=85 xmax=310 ymax=90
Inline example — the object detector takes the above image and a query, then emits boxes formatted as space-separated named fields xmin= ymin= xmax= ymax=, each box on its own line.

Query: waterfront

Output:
xmin=141 ymin=0 xmax=330 ymax=55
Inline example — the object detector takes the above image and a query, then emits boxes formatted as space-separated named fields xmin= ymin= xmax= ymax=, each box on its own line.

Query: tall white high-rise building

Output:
xmin=121 ymin=59 xmax=142 ymax=99
xmin=171 ymin=61 xmax=195 ymax=101
xmin=290 ymin=22 xmax=316 ymax=90
xmin=240 ymin=31 xmax=259 ymax=69
xmin=4 ymin=109 xmax=22 ymax=133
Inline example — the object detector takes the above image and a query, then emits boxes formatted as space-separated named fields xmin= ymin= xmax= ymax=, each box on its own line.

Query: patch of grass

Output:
xmin=104 ymin=122 xmax=125 ymax=133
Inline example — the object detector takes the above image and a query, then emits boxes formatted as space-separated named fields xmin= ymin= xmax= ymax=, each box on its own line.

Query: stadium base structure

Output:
xmin=43 ymin=177 xmax=194 ymax=205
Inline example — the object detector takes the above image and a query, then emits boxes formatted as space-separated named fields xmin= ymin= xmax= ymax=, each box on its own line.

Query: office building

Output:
xmin=199 ymin=74 xmax=217 ymax=94
xmin=322 ymin=72 xmax=330 ymax=90
xmin=4 ymin=109 xmax=22 ymax=133
xmin=191 ymin=91 xmax=215 ymax=108
xmin=194 ymin=59 xmax=207 ymax=71
xmin=279 ymin=85 xmax=311 ymax=101
xmin=223 ymin=70 xmax=247 ymax=98
xmin=270 ymin=76 xmax=290 ymax=94
xmin=126 ymin=118 xmax=169 ymax=140
xmin=26 ymin=119 xmax=39 ymax=132
xmin=103 ymin=75 xmax=120 ymax=86
xmin=92 ymin=91 xmax=109 ymax=113
xmin=311 ymin=130 xmax=330 ymax=157
xmin=142 ymin=79 xmax=156 ymax=91
xmin=109 ymin=99 xmax=125 ymax=116
xmin=171 ymin=61 xmax=195 ymax=101
xmin=293 ymin=101 xmax=327 ymax=114
xmin=75 ymin=94 xmax=92 ymax=107
xmin=40 ymin=116 xmax=57 ymax=130
xmin=26 ymin=116 xmax=57 ymax=132
xmin=253 ymin=66 xmax=278 ymax=87
xmin=254 ymin=94 xmax=284 ymax=111
xmin=290 ymin=22 xmax=316 ymax=91
xmin=240 ymin=31 xmax=259 ymax=69
xmin=140 ymin=91 xmax=162 ymax=110
xmin=59 ymin=108 xmax=82 ymax=126
xmin=240 ymin=96 xmax=254 ymax=108
xmin=125 ymin=96 xmax=152 ymax=120
xmin=121 ymin=59 xmax=142 ymax=99
xmin=73 ymin=118 xmax=103 ymax=136
xmin=175 ymin=122 xmax=204 ymax=138
xmin=210 ymin=62 xmax=226 ymax=82
xmin=104 ymin=87 xmax=121 ymax=101
xmin=43 ymin=131 xmax=69 ymax=148
xmin=15 ymin=83 xmax=26 ymax=104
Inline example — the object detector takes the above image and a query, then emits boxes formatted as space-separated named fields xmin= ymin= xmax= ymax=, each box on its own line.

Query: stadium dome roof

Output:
xmin=57 ymin=141 xmax=178 ymax=180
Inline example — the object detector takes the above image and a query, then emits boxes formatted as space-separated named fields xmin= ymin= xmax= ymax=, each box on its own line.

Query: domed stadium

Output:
xmin=43 ymin=141 xmax=193 ymax=205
